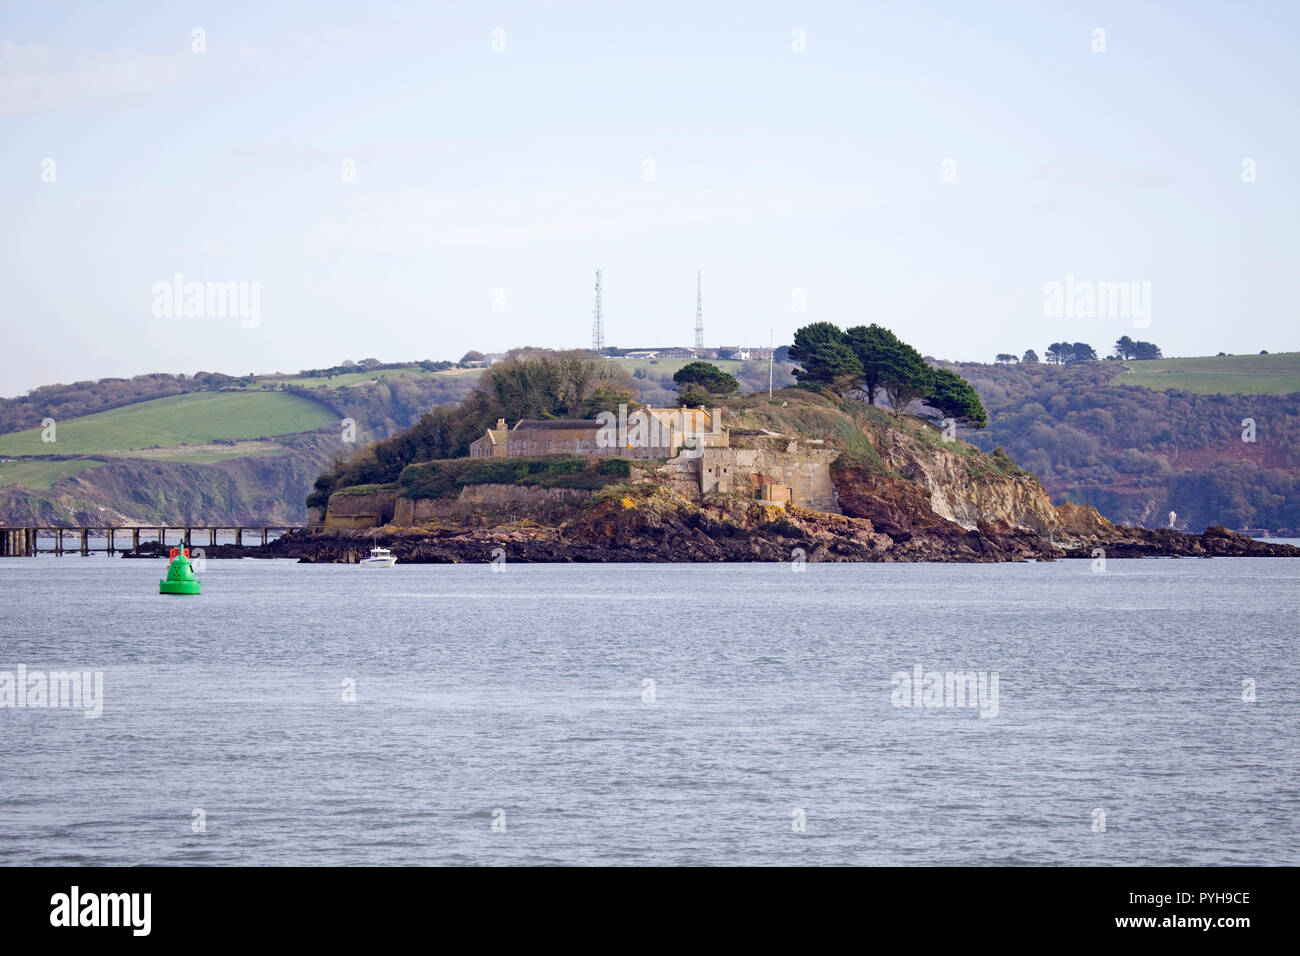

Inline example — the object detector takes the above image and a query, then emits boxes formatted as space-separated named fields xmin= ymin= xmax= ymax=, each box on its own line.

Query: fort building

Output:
xmin=325 ymin=418 xmax=840 ymax=528
xmin=463 ymin=407 xmax=839 ymax=513
xmin=469 ymin=406 xmax=728 ymax=460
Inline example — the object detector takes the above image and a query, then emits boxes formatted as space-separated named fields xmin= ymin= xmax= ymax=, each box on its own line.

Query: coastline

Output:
xmin=121 ymin=521 xmax=1300 ymax=564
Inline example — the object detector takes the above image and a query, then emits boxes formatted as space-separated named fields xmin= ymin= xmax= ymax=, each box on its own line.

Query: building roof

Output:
xmin=512 ymin=419 xmax=604 ymax=430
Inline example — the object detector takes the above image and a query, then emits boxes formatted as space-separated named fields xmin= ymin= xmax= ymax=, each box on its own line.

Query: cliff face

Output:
xmin=856 ymin=417 xmax=1061 ymax=535
xmin=0 ymin=442 xmax=334 ymax=526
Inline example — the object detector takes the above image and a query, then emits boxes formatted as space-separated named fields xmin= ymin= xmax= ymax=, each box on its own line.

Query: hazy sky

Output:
xmin=2 ymin=0 xmax=1297 ymax=396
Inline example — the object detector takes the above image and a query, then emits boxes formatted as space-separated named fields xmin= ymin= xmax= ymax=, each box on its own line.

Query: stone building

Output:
xmin=459 ymin=407 xmax=840 ymax=513
xmin=470 ymin=418 xmax=606 ymax=458
xmin=690 ymin=439 xmax=840 ymax=512
xmin=468 ymin=406 xmax=728 ymax=460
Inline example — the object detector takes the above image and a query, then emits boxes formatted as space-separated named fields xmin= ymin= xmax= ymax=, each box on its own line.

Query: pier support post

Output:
xmin=80 ymin=528 xmax=89 ymax=556
xmin=107 ymin=529 xmax=114 ymax=556
xmin=56 ymin=529 xmax=63 ymax=556
xmin=262 ymin=528 xmax=268 ymax=546
xmin=210 ymin=528 xmax=217 ymax=548
xmin=235 ymin=528 xmax=243 ymax=547
xmin=132 ymin=528 xmax=140 ymax=554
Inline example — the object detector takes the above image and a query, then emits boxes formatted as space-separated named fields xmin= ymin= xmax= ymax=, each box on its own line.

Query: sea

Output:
xmin=1 ymin=553 xmax=1297 ymax=866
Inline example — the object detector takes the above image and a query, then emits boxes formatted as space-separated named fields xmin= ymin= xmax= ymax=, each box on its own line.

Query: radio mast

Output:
xmin=694 ymin=270 xmax=704 ymax=350
xmin=591 ymin=269 xmax=604 ymax=352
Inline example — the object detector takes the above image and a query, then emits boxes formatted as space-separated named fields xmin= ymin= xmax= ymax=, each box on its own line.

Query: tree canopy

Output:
xmin=1046 ymin=342 xmax=1099 ymax=364
xmin=788 ymin=322 xmax=987 ymax=427
xmin=672 ymin=361 xmax=739 ymax=395
xmin=927 ymin=367 xmax=988 ymax=427
xmin=1112 ymin=336 xmax=1162 ymax=360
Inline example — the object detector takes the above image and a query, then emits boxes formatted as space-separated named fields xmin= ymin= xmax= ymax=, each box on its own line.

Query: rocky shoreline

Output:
xmin=126 ymin=512 xmax=1298 ymax=564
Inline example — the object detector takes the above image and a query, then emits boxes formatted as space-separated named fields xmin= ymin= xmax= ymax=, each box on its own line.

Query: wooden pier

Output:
xmin=0 ymin=526 xmax=305 ymax=557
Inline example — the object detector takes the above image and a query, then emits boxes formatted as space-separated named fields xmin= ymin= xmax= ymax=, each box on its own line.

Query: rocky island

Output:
xmin=244 ymin=352 xmax=1299 ymax=564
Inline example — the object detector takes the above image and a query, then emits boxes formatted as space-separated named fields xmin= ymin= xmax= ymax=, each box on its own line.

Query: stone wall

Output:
xmin=392 ymin=483 xmax=595 ymax=526
xmin=324 ymin=488 xmax=398 ymax=529
xmin=658 ymin=437 xmax=840 ymax=512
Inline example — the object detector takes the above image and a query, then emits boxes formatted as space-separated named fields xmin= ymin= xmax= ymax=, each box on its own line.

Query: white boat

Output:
xmin=359 ymin=546 xmax=397 ymax=568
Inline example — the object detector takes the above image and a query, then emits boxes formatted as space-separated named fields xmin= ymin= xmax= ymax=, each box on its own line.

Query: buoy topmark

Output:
xmin=159 ymin=546 xmax=201 ymax=595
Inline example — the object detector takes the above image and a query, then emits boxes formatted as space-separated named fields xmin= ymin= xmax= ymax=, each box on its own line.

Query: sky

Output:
xmin=1 ymin=0 xmax=1297 ymax=397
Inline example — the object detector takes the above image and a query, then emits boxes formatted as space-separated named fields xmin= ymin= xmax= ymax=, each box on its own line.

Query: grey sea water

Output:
xmin=1 ymin=555 xmax=1296 ymax=866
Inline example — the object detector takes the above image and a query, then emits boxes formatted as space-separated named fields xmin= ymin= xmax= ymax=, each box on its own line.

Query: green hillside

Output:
xmin=1118 ymin=352 xmax=1300 ymax=395
xmin=0 ymin=391 xmax=336 ymax=457
xmin=0 ymin=458 xmax=108 ymax=489
xmin=260 ymin=365 xmax=484 ymax=387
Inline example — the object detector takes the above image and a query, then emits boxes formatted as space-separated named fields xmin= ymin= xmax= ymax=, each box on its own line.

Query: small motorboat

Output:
xmin=359 ymin=546 xmax=397 ymax=568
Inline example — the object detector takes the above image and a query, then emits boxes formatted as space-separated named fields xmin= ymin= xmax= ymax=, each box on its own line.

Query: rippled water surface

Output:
xmin=1 ymin=555 xmax=1297 ymax=865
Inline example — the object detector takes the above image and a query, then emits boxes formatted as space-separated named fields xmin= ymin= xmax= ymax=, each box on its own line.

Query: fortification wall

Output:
xmin=659 ymin=439 xmax=840 ymax=512
xmin=393 ymin=483 xmax=594 ymax=526
xmin=755 ymin=442 xmax=840 ymax=512
xmin=324 ymin=488 xmax=398 ymax=529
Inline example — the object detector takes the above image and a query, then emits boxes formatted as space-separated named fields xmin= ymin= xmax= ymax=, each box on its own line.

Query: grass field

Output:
xmin=260 ymin=366 xmax=430 ymax=387
xmin=258 ymin=365 xmax=487 ymax=387
xmin=0 ymin=458 xmax=107 ymax=489
xmin=0 ymin=391 xmax=336 ymax=457
xmin=260 ymin=358 xmax=748 ymax=388
xmin=1116 ymin=352 xmax=1300 ymax=395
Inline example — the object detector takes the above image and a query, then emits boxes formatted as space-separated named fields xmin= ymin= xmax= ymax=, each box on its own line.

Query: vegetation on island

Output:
xmin=672 ymin=361 xmax=740 ymax=405
xmin=307 ymin=352 xmax=639 ymax=508
xmin=400 ymin=454 xmax=631 ymax=500
xmin=787 ymin=322 xmax=988 ymax=428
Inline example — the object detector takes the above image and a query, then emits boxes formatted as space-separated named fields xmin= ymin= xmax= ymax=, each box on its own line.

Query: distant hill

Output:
xmin=1118 ymin=352 xmax=1300 ymax=395
xmin=947 ymin=357 xmax=1300 ymax=532
xmin=4 ymin=351 xmax=1295 ymax=532
xmin=0 ymin=391 xmax=336 ymax=458
xmin=0 ymin=366 xmax=480 ymax=525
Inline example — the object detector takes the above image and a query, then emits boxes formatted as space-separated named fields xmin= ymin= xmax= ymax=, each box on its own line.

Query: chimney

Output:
xmin=496 ymin=418 xmax=506 ymax=429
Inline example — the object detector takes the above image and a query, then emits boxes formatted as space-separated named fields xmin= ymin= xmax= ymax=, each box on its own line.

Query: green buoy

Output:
xmin=159 ymin=547 xmax=201 ymax=595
